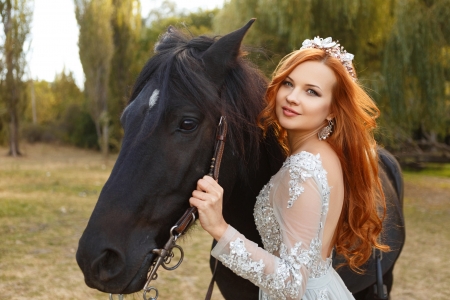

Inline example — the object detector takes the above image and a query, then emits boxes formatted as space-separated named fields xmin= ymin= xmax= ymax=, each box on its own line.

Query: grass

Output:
xmin=403 ymin=162 xmax=450 ymax=178
xmin=0 ymin=143 xmax=449 ymax=299
xmin=0 ymin=143 xmax=223 ymax=300
xmin=390 ymin=168 xmax=450 ymax=300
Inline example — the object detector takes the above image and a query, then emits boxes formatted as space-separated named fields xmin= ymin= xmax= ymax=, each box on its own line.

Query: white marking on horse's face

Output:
xmin=149 ymin=89 xmax=159 ymax=109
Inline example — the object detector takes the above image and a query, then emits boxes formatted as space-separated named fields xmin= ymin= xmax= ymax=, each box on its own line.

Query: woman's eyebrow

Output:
xmin=305 ymin=83 xmax=322 ymax=91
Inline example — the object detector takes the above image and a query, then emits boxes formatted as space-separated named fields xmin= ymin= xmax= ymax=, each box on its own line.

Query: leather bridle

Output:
xmin=110 ymin=116 xmax=228 ymax=300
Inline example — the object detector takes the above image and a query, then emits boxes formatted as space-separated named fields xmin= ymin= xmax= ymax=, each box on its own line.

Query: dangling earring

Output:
xmin=318 ymin=119 xmax=334 ymax=141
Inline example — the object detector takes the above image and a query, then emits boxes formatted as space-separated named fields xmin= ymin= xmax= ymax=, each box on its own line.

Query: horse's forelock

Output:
xmin=130 ymin=27 xmax=267 ymax=164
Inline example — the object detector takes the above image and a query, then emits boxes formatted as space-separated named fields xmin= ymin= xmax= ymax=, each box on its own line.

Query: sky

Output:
xmin=29 ymin=0 xmax=225 ymax=89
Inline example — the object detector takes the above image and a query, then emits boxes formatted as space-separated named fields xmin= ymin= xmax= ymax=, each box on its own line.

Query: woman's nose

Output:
xmin=286 ymin=91 xmax=299 ymax=105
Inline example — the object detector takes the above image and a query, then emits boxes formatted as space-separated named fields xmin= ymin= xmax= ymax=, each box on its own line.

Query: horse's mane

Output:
xmin=129 ymin=27 xmax=268 ymax=164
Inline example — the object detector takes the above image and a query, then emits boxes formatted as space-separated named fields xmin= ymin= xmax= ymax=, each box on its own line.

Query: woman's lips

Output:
xmin=282 ymin=106 xmax=300 ymax=117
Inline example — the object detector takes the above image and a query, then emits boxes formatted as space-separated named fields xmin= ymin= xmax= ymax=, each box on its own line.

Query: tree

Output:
xmin=51 ymin=70 xmax=85 ymax=119
xmin=213 ymin=0 xmax=395 ymax=76
xmin=0 ymin=0 xmax=33 ymax=156
xmin=136 ymin=1 xmax=218 ymax=68
xmin=21 ymin=71 xmax=96 ymax=147
xmin=380 ymin=0 xmax=450 ymax=151
xmin=108 ymin=0 xmax=141 ymax=151
xmin=75 ymin=0 xmax=114 ymax=157
xmin=23 ymin=80 xmax=56 ymax=125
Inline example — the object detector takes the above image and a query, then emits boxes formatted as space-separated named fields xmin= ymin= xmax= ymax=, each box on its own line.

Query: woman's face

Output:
xmin=275 ymin=60 xmax=336 ymax=135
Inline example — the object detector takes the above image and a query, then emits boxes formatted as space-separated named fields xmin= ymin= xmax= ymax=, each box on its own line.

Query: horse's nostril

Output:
xmin=91 ymin=249 xmax=125 ymax=282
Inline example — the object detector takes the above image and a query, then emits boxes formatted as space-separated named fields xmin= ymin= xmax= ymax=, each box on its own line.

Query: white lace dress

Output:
xmin=211 ymin=151 xmax=355 ymax=300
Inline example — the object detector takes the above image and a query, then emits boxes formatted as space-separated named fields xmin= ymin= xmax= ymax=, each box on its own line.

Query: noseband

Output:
xmin=110 ymin=116 xmax=228 ymax=300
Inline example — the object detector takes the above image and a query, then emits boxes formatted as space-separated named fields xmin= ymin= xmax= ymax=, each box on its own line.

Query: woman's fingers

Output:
xmin=192 ymin=190 xmax=220 ymax=203
xmin=190 ymin=176 xmax=227 ymax=241
xmin=197 ymin=176 xmax=223 ymax=194
xmin=189 ymin=197 xmax=202 ymax=207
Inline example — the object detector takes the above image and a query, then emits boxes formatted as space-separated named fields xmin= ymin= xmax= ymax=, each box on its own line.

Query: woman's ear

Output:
xmin=326 ymin=113 xmax=335 ymax=120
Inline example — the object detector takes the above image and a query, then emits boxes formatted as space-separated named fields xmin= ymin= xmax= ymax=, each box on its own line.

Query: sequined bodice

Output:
xmin=254 ymin=151 xmax=332 ymax=278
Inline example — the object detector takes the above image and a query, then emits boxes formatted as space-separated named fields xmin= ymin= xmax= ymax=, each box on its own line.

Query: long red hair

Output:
xmin=259 ymin=48 xmax=389 ymax=272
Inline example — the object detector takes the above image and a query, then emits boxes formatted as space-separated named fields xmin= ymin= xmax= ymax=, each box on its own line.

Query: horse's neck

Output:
xmin=223 ymin=134 xmax=284 ymax=247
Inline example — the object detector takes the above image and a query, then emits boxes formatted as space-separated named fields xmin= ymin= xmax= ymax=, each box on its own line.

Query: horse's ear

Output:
xmin=202 ymin=19 xmax=255 ymax=87
xmin=167 ymin=25 xmax=175 ymax=33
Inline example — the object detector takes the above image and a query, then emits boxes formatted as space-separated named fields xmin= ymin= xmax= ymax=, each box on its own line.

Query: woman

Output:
xmin=190 ymin=37 xmax=388 ymax=300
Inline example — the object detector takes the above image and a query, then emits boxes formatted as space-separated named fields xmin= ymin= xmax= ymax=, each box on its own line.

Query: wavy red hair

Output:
xmin=259 ymin=48 xmax=389 ymax=273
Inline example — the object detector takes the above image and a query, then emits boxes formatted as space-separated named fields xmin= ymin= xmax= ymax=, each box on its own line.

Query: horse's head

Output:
xmin=76 ymin=19 xmax=267 ymax=294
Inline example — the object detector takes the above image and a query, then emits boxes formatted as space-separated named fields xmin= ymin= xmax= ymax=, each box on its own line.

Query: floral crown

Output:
xmin=300 ymin=37 xmax=356 ymax=80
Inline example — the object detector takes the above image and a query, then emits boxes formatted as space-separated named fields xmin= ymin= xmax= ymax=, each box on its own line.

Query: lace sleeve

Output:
xmin=211 ymin=153 xmax=330 ymax=300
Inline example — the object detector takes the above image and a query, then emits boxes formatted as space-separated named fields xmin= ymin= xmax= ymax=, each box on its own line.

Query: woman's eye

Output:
xmin=179 ymin=119 xmax=198 ymax=132
xmin=282 ymin=80 xmax=293 ymax=87
xmin=307 ymin=89 xmax=319 ymax=96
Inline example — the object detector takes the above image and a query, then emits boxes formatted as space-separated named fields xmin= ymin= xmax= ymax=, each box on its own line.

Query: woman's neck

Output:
xmin=287 ymin=128 xmax=322 ymax=155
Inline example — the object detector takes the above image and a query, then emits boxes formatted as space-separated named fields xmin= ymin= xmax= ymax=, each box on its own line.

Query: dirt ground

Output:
xmin=0 ymin=143 xmax=448 ymax=299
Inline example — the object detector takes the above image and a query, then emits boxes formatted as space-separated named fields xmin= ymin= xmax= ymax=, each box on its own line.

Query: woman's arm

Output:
xmin=190 ymin=161 xmax=327 ymax=299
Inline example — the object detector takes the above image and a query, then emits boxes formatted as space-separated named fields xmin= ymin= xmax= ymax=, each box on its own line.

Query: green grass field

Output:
xmin=0 ymin=143 xmax=449 ymax=299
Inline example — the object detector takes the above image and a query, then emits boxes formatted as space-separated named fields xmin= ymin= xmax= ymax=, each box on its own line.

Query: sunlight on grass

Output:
xmin=1 ymin=143 xmax=449 ymax=299
xmin=390 ymin=171 xmax=450 ymax=300
xmin=403 ymin=163 xmax=450 ymax=178
xmin=0 ymin=143 xmax=223 ymax=300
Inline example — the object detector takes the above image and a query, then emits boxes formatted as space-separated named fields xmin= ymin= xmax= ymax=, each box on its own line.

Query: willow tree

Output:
xmin=214 ymin=0 xmax=395 ymax=76
xmin=138 ymin=1 xmax=219 ymax=66
xmin=381 ymin=0 xmax=450 ymax=150
xmin=75 ymin=0 xmax=114 ymax=157
xmin=108 ymin=0 xmax=141 ymax=150
xmin=0 ymin=0 xmax=33 ymax=156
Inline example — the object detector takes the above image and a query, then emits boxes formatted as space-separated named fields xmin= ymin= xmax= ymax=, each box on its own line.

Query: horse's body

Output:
xmin=76 ymin=20 xmax=405 ymax=299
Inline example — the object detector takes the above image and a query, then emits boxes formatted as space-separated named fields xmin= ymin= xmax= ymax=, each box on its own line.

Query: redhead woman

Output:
xmin=190 ymin=37 xmax=388 ymax=300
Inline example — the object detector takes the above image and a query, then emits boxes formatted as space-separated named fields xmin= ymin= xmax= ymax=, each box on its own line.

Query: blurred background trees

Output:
xmin=0 ymin=0 xmax=448 ymax=163
xmin=380 ymin=0 xmax=450 ymax=157
xmin=0 ymin=0 xmax=33 ymax=156
xmin=75 ymin=0 xmax=114 ymax=157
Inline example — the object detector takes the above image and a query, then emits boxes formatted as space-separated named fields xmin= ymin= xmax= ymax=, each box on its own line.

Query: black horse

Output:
xmin=76 ymin=20 xmax=405 ymax=300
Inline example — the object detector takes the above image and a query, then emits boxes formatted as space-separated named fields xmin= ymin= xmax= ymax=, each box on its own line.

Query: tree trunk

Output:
xmin=31 ymin=80 xmax=37 ymax=124
xmin=102 ymin=122 xmax=109 ymax=158
xmin=8 ymin=108 xmax=21 ymax=156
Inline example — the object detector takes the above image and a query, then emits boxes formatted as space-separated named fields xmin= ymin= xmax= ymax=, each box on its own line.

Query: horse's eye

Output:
xmin=179 ymin=119 xmax=198 ymax=132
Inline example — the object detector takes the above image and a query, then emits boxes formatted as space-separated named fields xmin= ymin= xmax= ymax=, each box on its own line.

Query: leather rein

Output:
xmin=110 ymin=116 xmax=228 ymax=300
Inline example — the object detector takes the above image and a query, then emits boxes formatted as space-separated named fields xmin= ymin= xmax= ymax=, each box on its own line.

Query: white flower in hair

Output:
xmin=300 ymin=36 xmax=356 ymax=81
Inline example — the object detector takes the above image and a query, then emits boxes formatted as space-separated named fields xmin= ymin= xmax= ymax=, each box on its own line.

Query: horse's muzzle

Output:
xmin=77 ymin=245 xmax=156 ymax=294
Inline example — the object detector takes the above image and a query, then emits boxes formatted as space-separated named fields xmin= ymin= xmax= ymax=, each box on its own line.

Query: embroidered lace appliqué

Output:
xmin=220 ymin=238 xmax=305 ymax=299
xmin=218 ymin=238 xmax=265 ymax=278
xmin=317 ymin=289 xmax=329 ymax=299
xmin=285 ymin=152 xmax=328 ymax=209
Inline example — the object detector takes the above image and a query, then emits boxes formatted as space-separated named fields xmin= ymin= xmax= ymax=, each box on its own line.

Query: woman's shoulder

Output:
xmin=290 ymin=143 xmax=343 ymax=184
xmin=292 ymin=142 xmax=340 ymax=169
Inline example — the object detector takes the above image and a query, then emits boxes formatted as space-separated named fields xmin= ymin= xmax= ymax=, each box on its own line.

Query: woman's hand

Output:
xmin=189 ymin=175 xmax=228 ymax=241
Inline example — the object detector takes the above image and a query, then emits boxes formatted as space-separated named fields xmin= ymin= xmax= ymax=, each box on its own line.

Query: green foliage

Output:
xmin=403 ymin=163 xmax=450 ymax=178
xmin=21 ymin=123 xmax=59 ymax=143
xmin=75 ymin=0 xmax=114 ymax=156
xmin=214 ymin=0 xmax=395 ymax=76
xmin=60 ymin=103 xmax=98 ymax=148
xmin=0 ymin=0 xmax=33 ymax=154
xmin=381 ymin=0 xmax=450 ymax=140
xmin=24 ymin=80 xmax=56 ymax=125
xmin=108 ymin=0 xmax=142 ymax=152
xmin=21 ymin=71 xmax=98 ymax=149
xmin=137 ymin=1 xmax=219 ymax=69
